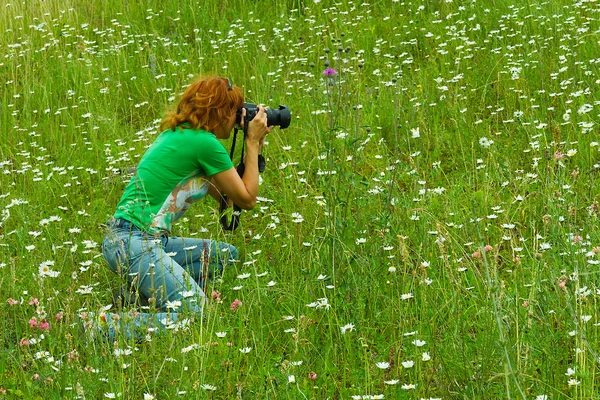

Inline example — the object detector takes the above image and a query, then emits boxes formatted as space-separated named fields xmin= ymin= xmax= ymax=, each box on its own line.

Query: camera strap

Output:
xmin=219 ymin=127 xmax=245 ymax=231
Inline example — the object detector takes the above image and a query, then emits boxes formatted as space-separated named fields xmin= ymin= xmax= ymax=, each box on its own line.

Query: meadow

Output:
xmin=1 ymin=0 xmax=600 ymax=398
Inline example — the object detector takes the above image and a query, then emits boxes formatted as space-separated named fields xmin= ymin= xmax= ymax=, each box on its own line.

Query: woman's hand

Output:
xmin=244 ymin=106 xmax=273 ymax=145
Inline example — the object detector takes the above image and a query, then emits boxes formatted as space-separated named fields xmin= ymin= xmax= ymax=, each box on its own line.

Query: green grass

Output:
xmin=1 ymin=0 xmax=600 ymax=398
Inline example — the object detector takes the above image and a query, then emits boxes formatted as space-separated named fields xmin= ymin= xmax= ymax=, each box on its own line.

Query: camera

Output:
xmin=236 ymin=103 xmax=291 ymax=129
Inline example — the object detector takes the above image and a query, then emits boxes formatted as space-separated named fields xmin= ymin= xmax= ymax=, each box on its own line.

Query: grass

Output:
xmin=1 ymin=0 xmax=600 ymax=398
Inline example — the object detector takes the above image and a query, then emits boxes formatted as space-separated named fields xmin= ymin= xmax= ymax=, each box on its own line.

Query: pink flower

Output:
xmin=211 ymin=291 xmax=222 ymax=303
xmin=322 ymin=68 xmax=337 ymax=76
xmin=19 ymin=338 xmax=31 ymax=347
xmin=227 ymin=342 xmax=232 ymax=347
xmin=573 ymin=235 xmax=583 ymax=244
xmin=484 ymin=245 xmax=493 ymax=252
xmin=28 ymin=318 xmax=38 ymax=328
xmin=38 ymin=321 xmax=50 ymax=330
xmin=308 ymin=372 xmax=318 ymax=380
xmin=521 ymin=301 xmax=529 ymax=307
xmin=28 ymin=297 xmax=39 ymax=306
xmin=558 ymin=280 xmax=567 ymax=289
xmin=554 ymin=151 xmax=564 ymax=160
xmin=55 ymin=313 xmax=63 ymax=320
xmin=230 ymin=299 xmax=242 ymax=311
xmin=471 ymin=250 xmax=482 ymax=259
xmin=32 ymin=374 xmax=40 ymax=381
xmin=7 ymin=298 xmax=19 ymax=306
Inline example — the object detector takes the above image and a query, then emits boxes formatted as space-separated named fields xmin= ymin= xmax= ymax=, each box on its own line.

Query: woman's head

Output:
xmin=160 ymin=75 xmax=244 ymax=135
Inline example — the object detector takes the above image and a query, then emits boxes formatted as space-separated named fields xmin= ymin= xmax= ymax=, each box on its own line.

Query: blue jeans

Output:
xmin=100 ymin=218 xmax=239 ymax=340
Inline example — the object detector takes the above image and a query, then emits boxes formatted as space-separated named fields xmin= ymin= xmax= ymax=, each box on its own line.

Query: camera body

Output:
xmin=236 ymin=103 xmax=291 ymax=129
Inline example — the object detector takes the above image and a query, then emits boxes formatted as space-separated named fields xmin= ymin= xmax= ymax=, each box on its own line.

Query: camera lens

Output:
xmin=266 ymin=106 xmax=291 ymax=129
xmin=236 ymin=103 xmax=291 ymax=129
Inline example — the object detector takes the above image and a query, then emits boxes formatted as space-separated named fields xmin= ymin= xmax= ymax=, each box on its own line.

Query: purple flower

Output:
xmin=322 ymin=68 xmax=337 ymax=77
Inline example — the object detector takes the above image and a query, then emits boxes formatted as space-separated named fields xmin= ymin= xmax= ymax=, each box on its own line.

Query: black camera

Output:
xmin=236 ymin=103 xmax=291 ymax=129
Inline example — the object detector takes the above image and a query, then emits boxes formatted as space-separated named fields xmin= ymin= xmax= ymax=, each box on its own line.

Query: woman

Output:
xmin=87 ymin=75 xmax=272 ymax=340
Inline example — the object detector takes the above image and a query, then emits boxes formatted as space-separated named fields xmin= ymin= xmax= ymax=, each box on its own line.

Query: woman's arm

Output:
xmin=211 ymin=106 xmax=271 ymax=210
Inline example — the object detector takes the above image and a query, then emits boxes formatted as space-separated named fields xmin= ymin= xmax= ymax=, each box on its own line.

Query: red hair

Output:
xmin=160 ymin=75 xmax=244 ymax=134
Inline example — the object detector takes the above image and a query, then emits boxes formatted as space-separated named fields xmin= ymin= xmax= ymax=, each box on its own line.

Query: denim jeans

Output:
xmin=100 ymin=218 xmax=239 ymax=340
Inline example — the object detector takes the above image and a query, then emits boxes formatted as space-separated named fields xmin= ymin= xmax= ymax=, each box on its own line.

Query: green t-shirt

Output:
xmin=114 ymin=127 xmax=233 ymax=234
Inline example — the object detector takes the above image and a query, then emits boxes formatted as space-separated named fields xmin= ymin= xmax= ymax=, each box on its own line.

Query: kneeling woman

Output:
xmin=89 ymin=76 xmax=272 ymax=340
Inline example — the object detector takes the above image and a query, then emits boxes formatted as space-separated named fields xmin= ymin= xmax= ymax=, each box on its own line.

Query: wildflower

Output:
xmin=181 ymin=344 xmax=200 ymax=353
xmin=29 ymin=318 xmax=38 ymax=328
xmin=144 ymin=394 xmax=155 ymax=400
xmin=412 ymin=339 xmax=426 ymax=347
xmin=577 ymin=104 xmax=593 ymax=114
xmin=230 ymin=299 xmax=242 ymax=311
xmin=38 ymin=321 xmax=50 ymax=330
xmin=288 ymin=375 xmax=296 ymax=383
xmin=401 ymin=384 xmax=416 ymax=390
xmin=400 ymin=293 xmax=413 ymax=300
xmin=479 ymin=137 xmax=494 ymax=148
xmin=306 ymin=298 xmax=330 ymax=309
xmin=239 ymin=347 xmax=251 ymax=353
xmin=19 ymin=338 xmax=30 ymax=347
xmin=402 ymin=360 xmax=414 ymax=368
xmin=411 ymin=127 xmax=420 ymax=138
xmin=307 ymin=372 xmax=317 ymax=380
xmin=376 ymin=362 xmax=390 ymax=369
xmin=165 ymin=300 xmax=182 ymax=310
xmin=215 ymin=332 xmax=227 ymax=338
xmin=39 ymin=261 xmax=60 ymax=278
xmin=7 ymin=298 xmax=19 ymax=306
xmin=291 ymin=213 xmax=304 ymax=223
xmin=384 ymin=379 xmax=399 ymax=385
xmin=322 ymin=68 xmax=337 ymax=76
xmin=422 ymin=352 xmax=431 ymax=361
xmin=113 ymin=348 xmax=133 ymax=357
xmin=340 ymin=323 xmax=355 ymax=334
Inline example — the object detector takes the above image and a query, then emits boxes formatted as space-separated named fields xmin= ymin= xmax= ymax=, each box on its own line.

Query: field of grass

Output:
xmin=1 ymin=0 xmax=600 ymax=398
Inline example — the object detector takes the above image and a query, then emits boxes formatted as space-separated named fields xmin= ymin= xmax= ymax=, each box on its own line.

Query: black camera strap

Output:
xmin=219 ymin=127 xmax=245 ymax=231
